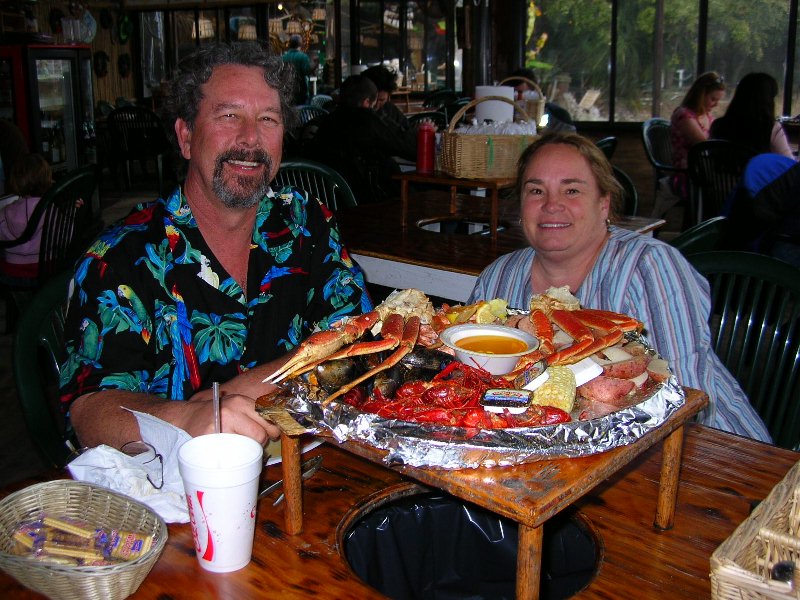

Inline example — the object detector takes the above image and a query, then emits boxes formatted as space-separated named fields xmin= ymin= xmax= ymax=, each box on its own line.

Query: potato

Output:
xmin=601 ymin=355 xmax=649 ymax=379
xmin=646 ymin=358 xmax=672 ymax=383
xmin=578 ymin=376 xmax=635 ymax=405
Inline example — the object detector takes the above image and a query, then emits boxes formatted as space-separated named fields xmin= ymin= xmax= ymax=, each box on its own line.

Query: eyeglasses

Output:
xmin=121 ymin=441 xmax=164 ymax=490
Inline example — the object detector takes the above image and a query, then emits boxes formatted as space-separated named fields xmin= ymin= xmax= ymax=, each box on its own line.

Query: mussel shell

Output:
xmin=373 ymin=365 xmax=403 ymax=398
xmin=314 ymin=358 xmax=361 ymax=393
xmin=400 ymin=348 xmax=456 ymax=371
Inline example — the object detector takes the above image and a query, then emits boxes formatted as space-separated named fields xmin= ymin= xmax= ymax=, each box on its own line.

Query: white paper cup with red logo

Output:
xmin=178 ymin=433 xmax=263 ymax=573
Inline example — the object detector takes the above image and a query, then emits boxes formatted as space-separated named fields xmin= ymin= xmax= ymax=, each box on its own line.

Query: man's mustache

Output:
xmin=216 ymin=148 xmax=272 ymax=168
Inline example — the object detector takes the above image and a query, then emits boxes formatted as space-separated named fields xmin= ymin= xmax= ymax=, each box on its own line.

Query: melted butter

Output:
xmin=455 ymin=335 xmax=528 ymax=354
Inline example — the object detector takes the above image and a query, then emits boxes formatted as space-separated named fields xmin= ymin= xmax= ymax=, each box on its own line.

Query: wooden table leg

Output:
xmin=449 ymin=185 xmax=457 ymax=215
xmin=654 ymin=424 xmax=685 ymax=530
xmin=516 ymin=523 xmax=543 ymax=600
xmin=281 ymin=433 xmax=303 ymax=535
xmin=401 ymin=179 xmax=410 ymax=228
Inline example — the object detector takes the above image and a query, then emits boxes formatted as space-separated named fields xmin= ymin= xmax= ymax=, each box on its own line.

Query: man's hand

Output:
xmin=184 ymin=392 xmax=281 ymax=444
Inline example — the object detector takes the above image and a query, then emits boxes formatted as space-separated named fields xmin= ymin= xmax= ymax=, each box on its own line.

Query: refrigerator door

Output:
xmin=34 ymin=56 xmax=77 ymax=172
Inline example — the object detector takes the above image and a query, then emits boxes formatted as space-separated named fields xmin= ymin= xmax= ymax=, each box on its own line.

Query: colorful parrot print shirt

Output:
xmin=59 ymin=185 xmax=372 ymax=410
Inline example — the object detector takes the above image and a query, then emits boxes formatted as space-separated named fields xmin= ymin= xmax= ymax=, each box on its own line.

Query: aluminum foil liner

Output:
xmin=274 ymin=371 xmax=686 ymax=470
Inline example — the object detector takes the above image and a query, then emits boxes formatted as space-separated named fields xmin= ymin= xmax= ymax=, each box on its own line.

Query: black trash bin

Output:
xmin=344 ymin=492 xmax=599 ymax=600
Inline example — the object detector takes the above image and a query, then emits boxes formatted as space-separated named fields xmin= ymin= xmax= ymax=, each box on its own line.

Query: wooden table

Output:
xmin=328 ymin=389 xmax=707 ymax=599
xmin=4 ymin=391 xmax=787 ymax=599
xmin=337 ymin=193 xmax=666 ymax=302
xmin=394 ymin=170 xmax=516 ymax=244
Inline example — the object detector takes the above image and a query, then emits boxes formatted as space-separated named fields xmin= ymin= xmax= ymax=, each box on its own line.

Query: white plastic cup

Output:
xmin=178 ymin=433 xmax=263 ymax=573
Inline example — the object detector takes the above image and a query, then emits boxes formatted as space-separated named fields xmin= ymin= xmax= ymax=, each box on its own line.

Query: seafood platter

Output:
xmin=258 ymin=287 xmax=685 ymax=469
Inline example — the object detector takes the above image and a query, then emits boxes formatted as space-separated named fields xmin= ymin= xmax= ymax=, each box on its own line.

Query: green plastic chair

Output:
xmin=687 ymin=251 xmax=800 ymax=449
xmin=596 ymin=136 xmax=617 ymax=160
xmin=0 ymin=164 xmax=97 ymax=333
xmin=12 ymin=269 xmax=77 ymax=467
xmin=670 ymin=216 xmax=734 ymax=256
xmin=421 ymin=89 xmax=458 ymax=110
xmin=274 ymin=159 xmax=358 ymax=210
xmin=296 ymin=104 xmax=328 ymax=126
xmin=612 ymin=166 xmax=638 ymax=216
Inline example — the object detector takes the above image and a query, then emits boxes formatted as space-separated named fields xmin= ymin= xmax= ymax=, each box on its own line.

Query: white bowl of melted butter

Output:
xmin=439 ymin=324 xmax=539 ymax=375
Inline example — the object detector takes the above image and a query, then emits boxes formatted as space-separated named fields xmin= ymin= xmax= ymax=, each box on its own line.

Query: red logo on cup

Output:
xmin=188 ymin=491 xmax=215 ymax=561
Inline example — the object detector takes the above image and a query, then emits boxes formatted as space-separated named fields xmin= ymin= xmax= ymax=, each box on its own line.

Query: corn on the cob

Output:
xmin=531 ymin=366 xmax=576 ymax=413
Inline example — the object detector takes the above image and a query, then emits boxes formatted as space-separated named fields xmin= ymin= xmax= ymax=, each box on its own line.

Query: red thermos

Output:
xmin=416 ymin=120 xmax=435 ymax=174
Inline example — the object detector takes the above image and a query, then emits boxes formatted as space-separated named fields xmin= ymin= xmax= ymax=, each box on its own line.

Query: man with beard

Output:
xmin=59 ymin=43 xmax=372 ymax=449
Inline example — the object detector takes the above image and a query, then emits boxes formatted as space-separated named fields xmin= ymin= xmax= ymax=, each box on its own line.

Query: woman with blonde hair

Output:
xmin=670 ymin=71 xmax=727 ymax=196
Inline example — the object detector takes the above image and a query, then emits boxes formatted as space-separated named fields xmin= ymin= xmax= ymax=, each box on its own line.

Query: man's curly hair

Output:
xmin=161 ymin=42 xmax=298 ymax=155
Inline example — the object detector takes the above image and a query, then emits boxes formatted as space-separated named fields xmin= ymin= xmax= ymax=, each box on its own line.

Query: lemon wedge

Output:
xmin=475 ymin=299 xmax=508 ymax=324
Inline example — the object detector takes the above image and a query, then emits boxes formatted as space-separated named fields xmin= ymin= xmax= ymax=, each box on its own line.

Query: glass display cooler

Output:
xmin=0 ymin=43 xmax=95 ymax=174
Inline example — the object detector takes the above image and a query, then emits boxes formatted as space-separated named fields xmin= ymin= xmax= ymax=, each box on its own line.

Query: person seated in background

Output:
xmin=468 ymin=132 xmax=771 ymax=443
xmin=60 ymin=42 xmax=371 ymax=450
xmin=303 ymin=74 xmax=416 ymax=203
xmin=670 ymin=71 xmax=727 ymax=198
xmin=710 ymin=72 xmax=795 ymax=159
xmin=0 ymin=153 xmax=52 ymax=280
xmin=281 ymin=34 xmax=314 ymax=105
xmin=362 ymin=65 xmax=411 ymax=132
xmin=725 ymin=153 xmax=800 ymax=268
xmin=505 ymin=68 xmax=576 ymax=133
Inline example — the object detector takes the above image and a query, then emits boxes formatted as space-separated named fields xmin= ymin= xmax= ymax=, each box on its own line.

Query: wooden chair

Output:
xmin=13 ymin=269 xmax=77 ymax=467
xmin=596 ymin=136 xmax=617 ymax=160
xmin=107 ymin=106 xmax=171 ymax=195
xmin=274 ymin=159 xmax=358 ymax=210
xmin=687 ymin=251 xmax=800 ymax=449
xmin=687 ymin=140 xmax=754 ymax=227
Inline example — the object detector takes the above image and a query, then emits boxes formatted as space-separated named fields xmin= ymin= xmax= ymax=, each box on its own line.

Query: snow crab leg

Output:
xmin=323 ymin=316 xmax=421 ymax=405
xmin=263 ymin=311 xmax=381 ymax=384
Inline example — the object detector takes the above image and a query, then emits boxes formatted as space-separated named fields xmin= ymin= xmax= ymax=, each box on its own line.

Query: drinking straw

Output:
xmin=212 ymin=382 xmax=221 ymax=433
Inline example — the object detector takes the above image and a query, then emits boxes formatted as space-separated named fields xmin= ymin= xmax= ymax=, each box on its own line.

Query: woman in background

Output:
xmin=0 ymin=153 xmax=52 ymax=279
xmin=710 ymin=72 xmax=795 ymax=159
xmin=670 ymin=71 xmax=727 ymax=197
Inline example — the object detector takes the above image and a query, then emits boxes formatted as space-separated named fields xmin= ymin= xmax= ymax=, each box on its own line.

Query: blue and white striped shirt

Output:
xmin=468 ymin=226 xmax=772 ymax=443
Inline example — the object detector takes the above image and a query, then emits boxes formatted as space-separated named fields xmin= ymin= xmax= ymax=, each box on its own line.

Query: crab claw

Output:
xmin=281 ymin=313 xmax=406 ymax=381
xmin=263 ymin=311 xmax=380 ymax=384
xmin=324 ymin=316 xmax=421 ymax=404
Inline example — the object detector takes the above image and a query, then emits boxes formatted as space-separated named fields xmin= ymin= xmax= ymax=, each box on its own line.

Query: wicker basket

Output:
xmin=440 ymin=96 xmax=538 ymax=180
xmin=711 ymin=459 xmax=800 ymax=599
xmin=0 ymin=480 xmax=168 ymax=600
xmin=498 ymin=76 xmax=547 ymax=124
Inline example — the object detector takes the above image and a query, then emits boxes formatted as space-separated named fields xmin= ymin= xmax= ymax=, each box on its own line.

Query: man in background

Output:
xmin=281 ymin=34 xmax=314 ymax=105
xmin=304 ymin=74 xmax=416 ymax=204
xmin=362 ymin=65 xmax=410 ymax=132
